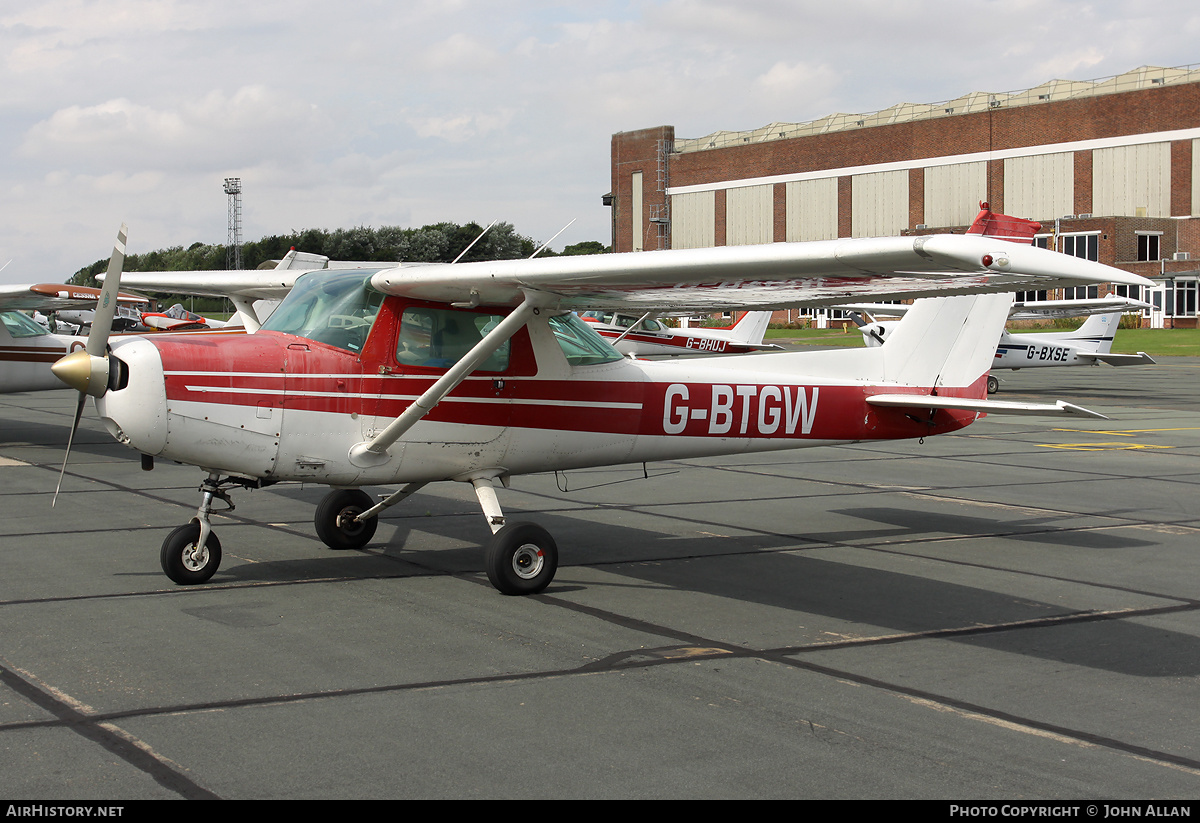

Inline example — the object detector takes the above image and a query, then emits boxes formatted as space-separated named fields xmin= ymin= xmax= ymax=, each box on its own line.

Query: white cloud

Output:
xmin=19 ymin=87 xmax=334 ymax=173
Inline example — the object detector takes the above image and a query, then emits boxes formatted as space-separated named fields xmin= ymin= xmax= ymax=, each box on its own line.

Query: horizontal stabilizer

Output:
xmin=866 ymin=394 xmax=1108 ymax=420
xmin=1077 ymin=351 xmax=1156 ymax=366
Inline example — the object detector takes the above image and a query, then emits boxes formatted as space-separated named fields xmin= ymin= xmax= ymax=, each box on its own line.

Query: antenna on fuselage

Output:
xmin=530 ymin=218 xmax=576 ymax=259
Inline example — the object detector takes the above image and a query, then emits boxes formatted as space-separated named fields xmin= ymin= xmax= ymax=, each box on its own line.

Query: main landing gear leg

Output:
xmin=471 ymin=477 xmax=558 ymax=596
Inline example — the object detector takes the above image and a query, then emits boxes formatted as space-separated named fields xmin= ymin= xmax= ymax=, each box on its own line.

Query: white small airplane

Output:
xmin=54 ymin=221 xmax=1151 ymax=596
xmin=848 ymin=294 xmax=1155 ymax=393
xmin=579 ymin=310 xmax=779 ymax=356
xmin=0 ymin=283 xmax=148 ymax=394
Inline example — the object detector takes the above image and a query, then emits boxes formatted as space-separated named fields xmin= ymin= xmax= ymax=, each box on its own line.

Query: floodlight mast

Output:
xmin=224 ymin=177 xmax=243 ymax=271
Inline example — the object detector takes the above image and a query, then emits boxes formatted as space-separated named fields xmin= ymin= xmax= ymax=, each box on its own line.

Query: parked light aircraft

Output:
xmin=140 ymin=303 xmax=227 ymax=331
xmin=0 ymin=283 xmax=148 ymax=393
xmin=848 ymin=294 xmax=1155 ymax=393
xmin=55 ymin=224 xmax=1151 ymax=595
xmin=580 ymin=310 xmax=779 ymax=356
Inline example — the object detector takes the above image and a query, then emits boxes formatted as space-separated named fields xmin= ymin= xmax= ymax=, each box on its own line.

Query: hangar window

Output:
xmin=1136 ymin=232 xmax=1161 ymax=262
xmin=1166 ymin=279 xmax=1198 ymax=317
xmin=1062 ymin=285 xmax=1100 ymax=300
xmin=1060 ymin=232 xmax=1099 ymax=262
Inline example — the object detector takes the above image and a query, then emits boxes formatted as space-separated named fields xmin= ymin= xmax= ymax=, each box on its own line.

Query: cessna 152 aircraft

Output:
xmin=0 ymin=283 xmax=148 ymax=393
xmin=848 ymin=294 xmax=1155 ymax=393
xmin=578 ymin=309 xmax=777 ymax=357
xmin=53 ymin=223 xmax=1152 ymax=596
xmin=580 ymin=310 xmax=779 ymax=356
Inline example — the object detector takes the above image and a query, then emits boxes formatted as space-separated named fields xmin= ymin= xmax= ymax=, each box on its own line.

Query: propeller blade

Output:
xmin=87 ymin=223 xmax=127 ymax=357
xmin=52 ymin=391 xmax=88 ymax=507
xmin=51 ymin=223 xmax=127 ymax=506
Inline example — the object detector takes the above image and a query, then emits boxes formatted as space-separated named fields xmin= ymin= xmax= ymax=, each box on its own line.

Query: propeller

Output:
xmin=50 ymin=224 xmax=127 ymax=505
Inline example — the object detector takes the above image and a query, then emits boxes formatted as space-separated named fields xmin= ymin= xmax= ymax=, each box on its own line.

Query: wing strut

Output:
xmin=348 ymin=291 xmax=547 ymax=467
xmin=610 ymin=311 xmax=654 ymax=345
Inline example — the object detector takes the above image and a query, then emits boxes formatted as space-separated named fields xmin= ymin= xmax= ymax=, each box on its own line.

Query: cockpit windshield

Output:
xmin=0 ymin=310 xmax=49 ymax=339
xmin=549 ymin=313 xmax=624 ymax=366
xmin=260 ymin=270 xmax=384 ymax=353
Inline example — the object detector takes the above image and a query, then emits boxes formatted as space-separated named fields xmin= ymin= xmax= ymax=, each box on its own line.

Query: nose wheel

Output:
xmin=160 ymin=522 xmax=222 ymax=585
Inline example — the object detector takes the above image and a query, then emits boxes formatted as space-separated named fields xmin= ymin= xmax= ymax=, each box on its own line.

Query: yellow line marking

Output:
xmin=1039 ymin=443 xmax=1174 ymax=450
xmin=1053 ymin=427 xmax=1200 ymax=437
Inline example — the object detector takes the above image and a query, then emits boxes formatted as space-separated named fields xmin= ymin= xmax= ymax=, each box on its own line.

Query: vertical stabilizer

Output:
xmin=879 ymin=293 xmax=1015 ymax=389
xmin=1068 ymin=312 xmax=1119 ymax=353
xmin=727 ymin=311 xmax=772 ymax=344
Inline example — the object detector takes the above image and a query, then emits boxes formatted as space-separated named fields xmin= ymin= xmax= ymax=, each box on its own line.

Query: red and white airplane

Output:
xmin=580 ymin=310 xmax=779 ymax=356
xmin=0 ymin=283 xmax=148 ymax=393
xmin=54 ymin=223 xmax=1151 ymax=596
xmin=139 ymin=303 xmax=227 ymax=331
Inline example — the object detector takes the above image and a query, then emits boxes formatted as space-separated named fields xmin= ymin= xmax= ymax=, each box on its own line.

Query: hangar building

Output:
xmin=608 ymin=64 xmax=1200 ymax=328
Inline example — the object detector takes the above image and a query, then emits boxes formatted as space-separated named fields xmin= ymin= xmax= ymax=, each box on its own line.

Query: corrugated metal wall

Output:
xmin=670 ymin=190 xmax=715 ymax=249
xmin=1093 ymin=142 xmax=1170 ymax=217
xmin=725 ymin=185 xmax=773 ymax=245
xmin=1004 ymin=153 xmax=1073 ymax=220
xmin=924 ymin=162 xmax=987 ymax=227
xmin=631 ymin=171 xmax=643 ymax=252
xmin=785 ymin=178 xmax=838 ymax=241
xmin=851 ymin=170 xmax=908 ymax=237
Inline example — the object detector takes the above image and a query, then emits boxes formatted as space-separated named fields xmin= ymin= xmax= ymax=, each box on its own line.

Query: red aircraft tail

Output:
xmin=964 ymin=201 xmax=1041 ymax=244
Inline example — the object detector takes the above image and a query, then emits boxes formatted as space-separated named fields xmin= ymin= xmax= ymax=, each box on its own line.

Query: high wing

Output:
xmin=368 ymin=235 xmax=1152 ymax=311
xmin=1009 ymin=295 xmax=1152 ymax=319
xmin=103 ymin=250 xmax=403 ymax=301
xmin=102 ymin=251 xmax=407 ymax=331
xmin=836 ymin=294 xmax=1152 ymax=320
xmin=0 ymin=283 xmax=149 ymax=313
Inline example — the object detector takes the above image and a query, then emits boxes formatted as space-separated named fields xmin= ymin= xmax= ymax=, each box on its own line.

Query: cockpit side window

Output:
xmin=396 ymin=306 xmax=510 ymax=372
xmin=1 ymin=310 xmax=50 ymax=339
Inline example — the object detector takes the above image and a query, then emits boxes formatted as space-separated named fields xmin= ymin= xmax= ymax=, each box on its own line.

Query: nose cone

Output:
xmin=95 ymin=338 xmax=168 ymax=455
xmin=51 ymin=349 xmax=110 ymax=396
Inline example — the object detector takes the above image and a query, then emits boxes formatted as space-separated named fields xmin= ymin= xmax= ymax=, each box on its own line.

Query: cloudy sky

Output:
xmin=3 ymin=0 xmax=1200 ymax=285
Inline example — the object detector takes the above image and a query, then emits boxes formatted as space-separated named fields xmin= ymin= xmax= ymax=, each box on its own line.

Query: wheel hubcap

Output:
xmin=511 ymin=544 xmax=544 ymax=580
xmin=183 ymin=543 xmax=209 ymax=572
xmin=337 ymin=508 xmax=365 ymax=535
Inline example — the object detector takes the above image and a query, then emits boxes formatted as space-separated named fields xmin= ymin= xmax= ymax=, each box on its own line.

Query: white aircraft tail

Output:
xmin=727 ymin=311 xmax=772 ymax=344
xmin=1060 ymin=311 xmax=1119 ymax=353
xmin=720 ymin=294 xmax=1013 ymax=395
xmin=875 ymin=293 xmax=1014 ymax=389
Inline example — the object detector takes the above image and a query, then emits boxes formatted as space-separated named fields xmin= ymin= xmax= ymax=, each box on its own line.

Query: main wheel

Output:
xmin=986 ymin=374 xmax=999 ymax=394
xmin=315 ymin=489 xmax=378 ymax=550
xmin=485 ymin=522 xmax=558 ymax=596
xmin=160 ymin=523 xmax=222 ymax=585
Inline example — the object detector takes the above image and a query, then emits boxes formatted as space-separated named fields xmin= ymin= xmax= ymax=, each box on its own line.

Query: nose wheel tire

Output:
xmin=161 ymin=523 xmax=222 ymax=585
xmin=485 ymin=522 xmax=558 ymax=596
xmin=986 ymin=374 xmax=999 ymax=394
xmin=315 ymin=489 xmax=378 ymax=550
